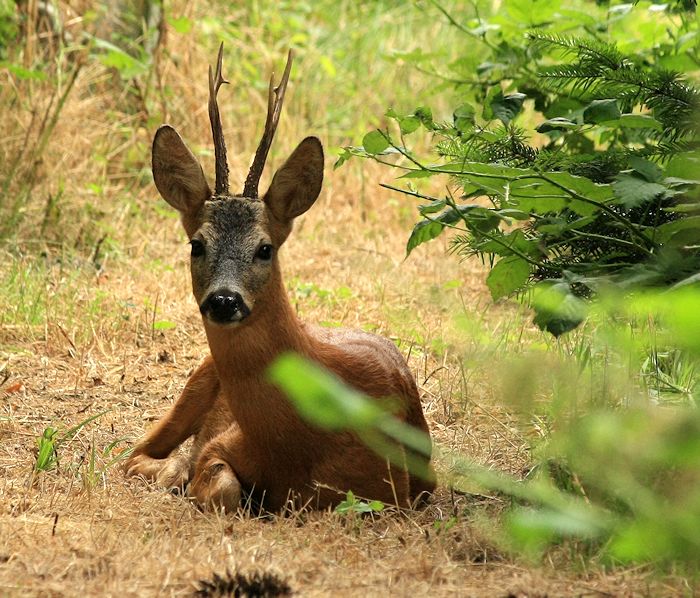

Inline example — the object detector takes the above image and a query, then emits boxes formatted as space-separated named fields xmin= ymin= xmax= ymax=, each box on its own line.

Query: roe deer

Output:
xmin=125 ymin=45 xmax=436 ymax=511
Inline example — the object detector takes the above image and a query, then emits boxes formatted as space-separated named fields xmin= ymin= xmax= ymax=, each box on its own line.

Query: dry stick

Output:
xmin=150 ymin=291 xmax=160 ymax=341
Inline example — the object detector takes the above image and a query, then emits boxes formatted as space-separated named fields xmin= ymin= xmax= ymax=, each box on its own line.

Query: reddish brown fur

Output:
xmin=126 ymin=57 xmax=435 ymax=512
xmin=128 ymin=260 xmax=435 ymax=510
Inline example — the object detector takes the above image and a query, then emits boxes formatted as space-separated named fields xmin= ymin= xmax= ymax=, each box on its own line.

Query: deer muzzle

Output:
xmin=200 ymin=289 xmax=251 ymax=325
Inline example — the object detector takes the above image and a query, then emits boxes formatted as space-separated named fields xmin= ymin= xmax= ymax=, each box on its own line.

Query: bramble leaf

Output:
xmin=583 ymin=99 xmax=620 ymax=124
xmin=486 ymin=256 xmax=531 ymax=300
xmin=362 ymin=130 xmax=390 ymax=154
xmin=613 ymin=173 xmax=667 ymax=208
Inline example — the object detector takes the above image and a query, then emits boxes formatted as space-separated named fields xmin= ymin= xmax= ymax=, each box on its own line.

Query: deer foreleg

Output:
xmin=125 ymin=356 xmax=219 ymax=486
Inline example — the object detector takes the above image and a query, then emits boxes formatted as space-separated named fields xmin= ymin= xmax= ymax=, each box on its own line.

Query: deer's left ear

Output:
xmin=264 ymin=137 xmax=324 ymax=222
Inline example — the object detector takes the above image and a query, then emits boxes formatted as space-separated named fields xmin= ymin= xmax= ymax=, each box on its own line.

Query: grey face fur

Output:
xmin=151 ymin=125 xmax=324 ymax=326
xmin=190 ymin=197 xmax=273 ymax=325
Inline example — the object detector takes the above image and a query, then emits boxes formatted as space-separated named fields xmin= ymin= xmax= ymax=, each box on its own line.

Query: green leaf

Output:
xmin=406 ymin=219 xmax=445 ymax=256
xmin=477 ymin=229 xmax=538 ymax=257
xmin=489 ymin=91 xmax=526 ymax=126
xmin=444 ymin=162 xmax=613 ymax=217
xmin=453 ymin=103 xmax=475 ymax=132
xmin=458 ymin=205 xmax=501 ymax=232
xmin=666 ymin=150 xmax=700 ymax=181
xmin=398 ymin=169 xmax=434 ymax=179
xmin=413 ymin=106 xmax=434 ymax=129
xmin=399 ymin=116 xmax=421 ymax=135
xmin=93 ymin=38 xmax=149 ymax=79
xmin=268 ymin=354 xmax=385 ymax=431
xmin=334 ymin=148 xmax=352 ymax=170
xmin=532 ymin=282 xmax=587 ymax=336
xmin=613 ymin=173 xmax=667 ymax=208
xmin=153 ymin=320 xmax=176 ymax=331
xmin=609 ymin=520 xmax=667 ymax=563
xmin=486 ymin=256 xmax=531 ymax=301
xmin=418 ymin=199 xmax=447 ymax=215
xmin=5 ymin=64 xmax=47 ymax=80
xmin=655 ymin=216 xmax=700 ymax=245
xmin=582 ymin=99 xmax=621 ymax=124
xmin=362 ymin=130 xmax=389 ymax=155
xmin=35 ymin=427 xmax=58 ymax=471
xmin=619 ymin=113 xmax=663 ymax=130
xmin=508 ymin=503 xmax=607 ymax=554
xmin=168 ymin=16 xmax=193 ymax=34
xmin=628 ymin=156 xmax=663 ymax=183
xmin=536 ymin=117 xmax=579 ymax=133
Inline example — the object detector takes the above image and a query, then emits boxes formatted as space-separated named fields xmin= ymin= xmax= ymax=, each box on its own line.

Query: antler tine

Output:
xmin=242 ymin=49 xmax=294 ymax=198
xmin=208 ymin=42 xmax=230 ymax=197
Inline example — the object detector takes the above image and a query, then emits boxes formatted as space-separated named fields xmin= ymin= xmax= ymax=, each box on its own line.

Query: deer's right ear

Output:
xmin=152 ymin=125 xmax=210 ymax=218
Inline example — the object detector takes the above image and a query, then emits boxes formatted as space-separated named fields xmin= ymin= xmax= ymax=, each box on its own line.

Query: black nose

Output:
xmin=200 ymin=290 xmax=251 ymax=323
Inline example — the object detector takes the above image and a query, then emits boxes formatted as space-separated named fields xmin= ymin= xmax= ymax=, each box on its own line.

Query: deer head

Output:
xmin=151 ymin=44 xmax=324 ymax=327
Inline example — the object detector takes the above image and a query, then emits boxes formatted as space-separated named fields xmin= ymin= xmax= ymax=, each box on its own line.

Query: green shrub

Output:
xmin=340 ymin=0 xmax=700 ymax=335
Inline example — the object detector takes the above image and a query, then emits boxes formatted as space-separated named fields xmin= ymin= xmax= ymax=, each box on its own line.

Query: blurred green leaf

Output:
xmin=619 ymin=113 xmax=663 ymax=130
xmin=153 ymin=320 xmax=176 ymax=331
xmin=536 ymin=117 xmax=579 ymax=133
xmin=489 ymin=91 xmax=526 ymax=125
xmin=168 ymin=16 xmax=193 ymax=34
xmin=533 ymin=282 xmax=587 ymax=336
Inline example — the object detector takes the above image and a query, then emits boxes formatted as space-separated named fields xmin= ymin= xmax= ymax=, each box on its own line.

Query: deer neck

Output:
xmin=202 ymin=261 xmax=316 ymax=445
xmin=203 ymin=260 xmax=311 ymax=390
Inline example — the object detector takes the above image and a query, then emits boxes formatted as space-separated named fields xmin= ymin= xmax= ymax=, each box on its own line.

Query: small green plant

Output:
xmin=433 ymin=516 xmax=458 ymax=534
xmin=35 ymin=426 xmax=59 ymax=471
xmin=334 ymin=490 xmax=385 ymax=515
xmin=78 ymin=434 xmax=132 ymax=490
xmin=33 ymin=410 xmax=109 ymax=472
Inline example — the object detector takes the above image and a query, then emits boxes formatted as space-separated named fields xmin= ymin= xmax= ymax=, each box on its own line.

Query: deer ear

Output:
xmin=152 ymin=125 xmax=210 ymax=215
xmin=264 ymin=137 xmax=324 ymax=222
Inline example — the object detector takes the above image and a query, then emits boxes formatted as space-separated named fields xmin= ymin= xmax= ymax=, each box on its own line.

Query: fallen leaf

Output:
xmin=3 ymin=382 xmax=24 ymax=394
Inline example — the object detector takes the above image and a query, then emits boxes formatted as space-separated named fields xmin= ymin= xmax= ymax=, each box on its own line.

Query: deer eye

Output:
xmin=255 ymin=244 xmax=273 ymax=261
xmin=190 ymin=239 xmax=205 ymax=258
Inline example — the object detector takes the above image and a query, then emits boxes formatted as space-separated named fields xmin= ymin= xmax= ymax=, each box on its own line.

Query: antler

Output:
xmin=208 ymin=42 xmax=230 ymax=197
xmin=242 ymin=49 xmax=294 ymax=198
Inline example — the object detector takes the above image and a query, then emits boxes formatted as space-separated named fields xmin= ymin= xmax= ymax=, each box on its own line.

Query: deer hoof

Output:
xmin=189 ymin=459 xmax=241 ymax=513
xmin=125 ymin=453 xmax=190 ymax=491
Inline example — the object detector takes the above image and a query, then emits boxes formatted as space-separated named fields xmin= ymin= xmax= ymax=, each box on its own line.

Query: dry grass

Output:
xmin=0 ymin=2 xmax=696 ymax=596
xmin=2 ymin=212 xmax=685 ymax=597
xmin=0 ymin=173 xmax=687 ymax=597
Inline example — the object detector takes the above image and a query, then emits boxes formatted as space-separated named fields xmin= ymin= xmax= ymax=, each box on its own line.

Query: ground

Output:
xmin=0 ymin=180 xmax=690 ymax=597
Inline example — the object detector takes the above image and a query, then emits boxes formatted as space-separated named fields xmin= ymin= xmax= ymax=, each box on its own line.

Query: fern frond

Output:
xmin=528 ymin=32 xmax=631 ymax=71
xmin=535 ymin=39 xmax=700 ymax=139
